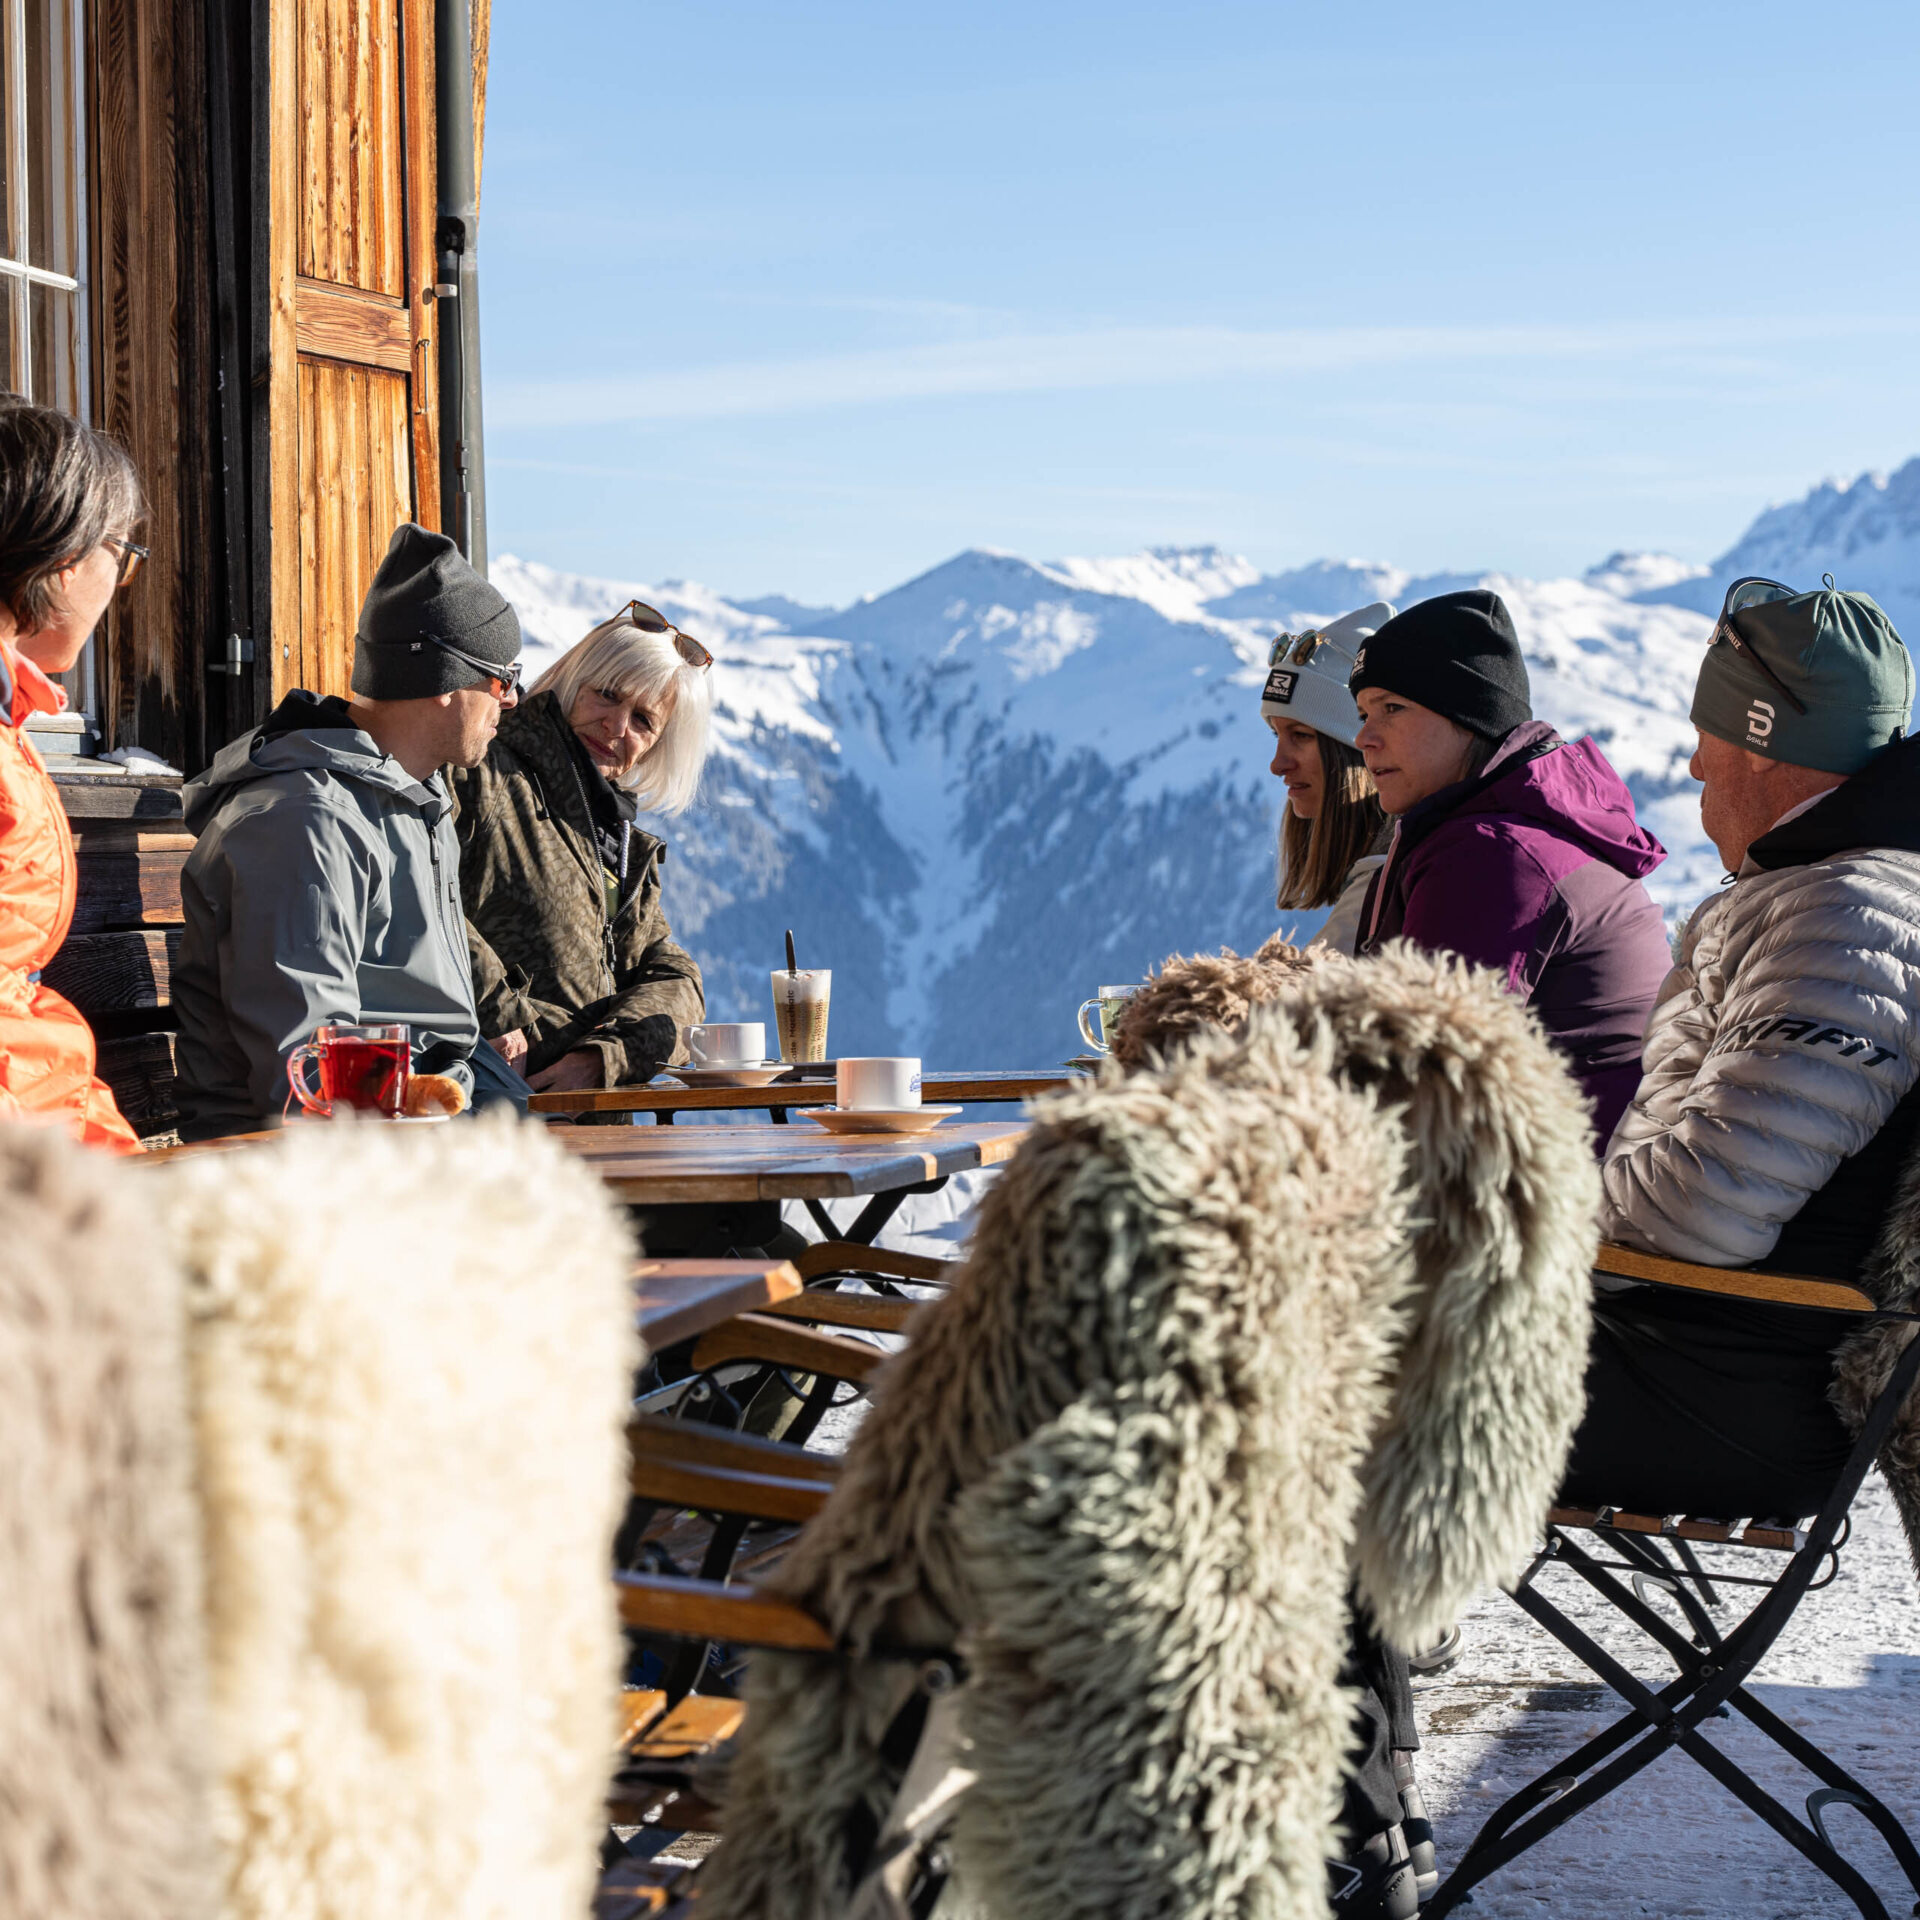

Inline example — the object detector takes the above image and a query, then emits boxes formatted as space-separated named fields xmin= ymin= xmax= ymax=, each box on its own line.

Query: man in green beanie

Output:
xmin=1558 ymin=576 xmax=1920 ymax=1550
xmin=173 ymin=525 xmax=530 ymax=1138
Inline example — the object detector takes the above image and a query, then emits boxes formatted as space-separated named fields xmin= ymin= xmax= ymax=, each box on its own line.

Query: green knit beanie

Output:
xmin=1690 ymin=577 xmax=1913 ymax=775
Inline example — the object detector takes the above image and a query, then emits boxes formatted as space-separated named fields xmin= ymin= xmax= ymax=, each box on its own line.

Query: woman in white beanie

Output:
xmin=1263 ymin=600 xmax=1394 ymax=954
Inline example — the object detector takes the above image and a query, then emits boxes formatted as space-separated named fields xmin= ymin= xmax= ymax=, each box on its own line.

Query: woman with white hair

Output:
xmin=450 ymin=600 xmax=711 ymax=1094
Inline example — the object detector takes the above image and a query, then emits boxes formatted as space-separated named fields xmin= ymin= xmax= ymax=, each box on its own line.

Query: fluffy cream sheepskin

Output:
xmin=155 ymin=1112 xmax=638 ymax=1920
xmin=705 ymin=947 xmax=1600 ymax=1920
xmin=0 ymin=1123 xmax=214 ymax=1919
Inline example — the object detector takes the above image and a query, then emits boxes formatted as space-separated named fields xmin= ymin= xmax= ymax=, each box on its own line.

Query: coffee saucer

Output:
xmin=799 ymin=1104 xmax=962 ymax=1136
xmin=665 ymin=1063 xmax=792 ymax=1088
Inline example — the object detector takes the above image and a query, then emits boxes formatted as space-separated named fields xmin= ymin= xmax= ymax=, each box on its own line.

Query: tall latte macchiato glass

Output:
xmin=1076 ymin=985 xmax=1138 ymax=1056
xmin=770 ymin=968 xmax=831 ymax=1063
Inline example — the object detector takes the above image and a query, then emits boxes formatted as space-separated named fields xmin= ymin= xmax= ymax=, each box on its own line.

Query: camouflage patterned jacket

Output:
xmin=448 ymin=691 xmax=704 ymax=1086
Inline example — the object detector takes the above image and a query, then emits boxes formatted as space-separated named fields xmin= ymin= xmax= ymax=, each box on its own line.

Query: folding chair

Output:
xmin=1428 ymin=1243 xmax=1920 ymax=1920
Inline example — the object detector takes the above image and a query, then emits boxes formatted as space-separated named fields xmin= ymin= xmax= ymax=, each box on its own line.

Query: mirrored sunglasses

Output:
xmin=416 ymin=632 xmax=523 ymax=699
xmin=624 ymin=598 xmax=714 ymax=671
xmin=1269 ymin=629 xmax=1327 ymax=668
xmin=1711 ymin=576 xmax=1807 ymax=716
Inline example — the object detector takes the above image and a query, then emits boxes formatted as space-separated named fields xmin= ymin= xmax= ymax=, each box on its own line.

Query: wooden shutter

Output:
xmin=266 ymin=0 xmax=438 ymax=702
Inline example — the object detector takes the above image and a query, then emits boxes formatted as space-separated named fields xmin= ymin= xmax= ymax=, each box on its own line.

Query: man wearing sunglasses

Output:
xmin=173 ymin=523 xmax=531 ymax=1138
xmin=1563 ymin=576 xmax=1920 ymax=1533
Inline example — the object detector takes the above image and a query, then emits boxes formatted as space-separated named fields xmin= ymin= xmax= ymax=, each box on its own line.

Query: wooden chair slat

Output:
xmin=687 ymin=1312 xmax=882 ymax=1383
xmin=759 ymin=1290 xmax=916 ymax=1335
xmin=614 ymin=1571 xmax=834 ymax=1651
xmin=627 ymin=1411 xmax=841 ymax=1484
xmin=793 ymin=1240 xmax=954 ymax=1285
xmin=629 ymin=1455 xmax=830 ymax=1525
xmin=1593 ymin=1241 xmax=1874 ymax=1314
xmin=1548 ymin=1505 xmax=1804 ymax=1553
xmin=630 ymin=1694 xmax=747 ymax=1761
xmin=618 ymin=1688 xmax=669 ymax=1748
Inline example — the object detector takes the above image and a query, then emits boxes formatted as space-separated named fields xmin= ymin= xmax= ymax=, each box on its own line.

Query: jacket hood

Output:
xmin=1748 ymin=729 xmax=1920 ymax=871
xmin=1404 ymin=719 xmax=1666 ymax=880
xmin=184 ymin=689 xmax=442 ymax=833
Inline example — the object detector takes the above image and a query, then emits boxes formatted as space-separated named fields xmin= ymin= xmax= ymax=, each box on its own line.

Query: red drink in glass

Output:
xmin=320 ymin=1037 xmax=410 ymax=1115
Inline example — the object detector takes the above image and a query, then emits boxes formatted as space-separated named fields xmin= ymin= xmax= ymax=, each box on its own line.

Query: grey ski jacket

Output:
xmin=1602 ymin=737 xmax=1920 ymax=1272
xmin=173 ymin=692 xmax=481 ymax=1139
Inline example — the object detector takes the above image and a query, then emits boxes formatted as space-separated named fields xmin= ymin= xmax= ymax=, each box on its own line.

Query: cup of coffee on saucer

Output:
xmin=1075 ymin=985 xmax=1138 ymax=1057
xmin=668 ymin=1020 xmax=788 ymax=1087
xmin=805 ymin=1056 xmax=960 ymax=1135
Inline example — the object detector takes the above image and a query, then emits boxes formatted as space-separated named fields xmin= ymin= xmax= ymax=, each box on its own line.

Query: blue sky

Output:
xmin=481 ymin=1 xmax=1920 ymax=606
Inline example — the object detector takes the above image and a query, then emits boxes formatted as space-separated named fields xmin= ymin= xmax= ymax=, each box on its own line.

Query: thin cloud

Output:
xmin=488 ymin=316 xmax=1919 ymax=431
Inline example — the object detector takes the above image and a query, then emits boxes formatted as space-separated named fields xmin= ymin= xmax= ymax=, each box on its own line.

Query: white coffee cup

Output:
xmin=837 ymin=1057 xmax=922 ymax=1111
xmin=686 ymin=1021 xmax=766 ymax=1067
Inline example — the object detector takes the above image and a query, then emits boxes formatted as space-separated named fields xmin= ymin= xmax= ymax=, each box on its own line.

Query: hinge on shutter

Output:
xmin=207 ymin=634 xmax=255 ymax=676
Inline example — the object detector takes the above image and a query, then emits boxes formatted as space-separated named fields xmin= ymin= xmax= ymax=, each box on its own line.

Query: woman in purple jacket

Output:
xmin=1350 ymin=589 xmax=1671 ymax=1146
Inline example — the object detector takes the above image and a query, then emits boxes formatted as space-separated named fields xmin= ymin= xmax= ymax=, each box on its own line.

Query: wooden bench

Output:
xmin=47 ymin=769 xmax=190 ymax=1148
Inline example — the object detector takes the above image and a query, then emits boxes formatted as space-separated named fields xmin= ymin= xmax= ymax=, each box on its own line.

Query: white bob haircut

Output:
xmin=526 ymin=609 xmax=713 ymax=816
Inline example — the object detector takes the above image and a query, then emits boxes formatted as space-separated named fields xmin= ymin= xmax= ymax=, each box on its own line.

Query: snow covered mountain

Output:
xmin=491 ymin=462 xmax=1919 ymax=1067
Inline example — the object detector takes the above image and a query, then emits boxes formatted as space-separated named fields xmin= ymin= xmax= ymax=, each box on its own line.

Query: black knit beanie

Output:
xmin=1347 ymin=589 xmax=1532 ymax=740
xmin=351 ymin=523 xmax=522 ymax=700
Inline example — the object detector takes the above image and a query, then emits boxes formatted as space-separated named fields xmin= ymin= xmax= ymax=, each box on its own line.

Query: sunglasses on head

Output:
xmin=1270 ymin=629 xmax=1328 ymax=667
xmin=1711 ymin=576 xmax=1807 ymax=716
xmin=623 ymin=598 xmax=714 ymax=672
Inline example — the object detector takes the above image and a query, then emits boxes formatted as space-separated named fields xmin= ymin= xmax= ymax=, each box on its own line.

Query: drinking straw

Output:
xmin=785 ymin=929 xmax=798 ymax=975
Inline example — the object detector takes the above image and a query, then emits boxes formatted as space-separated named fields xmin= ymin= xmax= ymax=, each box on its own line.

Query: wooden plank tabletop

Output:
xmin=554 ymin=1121 xmax=1030 ymax=1202
xmin=528 ymin=1067 xmax=1083 ymax=1117
xmin=634 ymin=1258 xmax=801 ymax=1348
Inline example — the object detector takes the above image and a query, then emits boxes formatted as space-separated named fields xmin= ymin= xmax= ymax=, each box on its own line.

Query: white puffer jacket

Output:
xmin=1603 ymin=838 xmax=1920 ymax=1266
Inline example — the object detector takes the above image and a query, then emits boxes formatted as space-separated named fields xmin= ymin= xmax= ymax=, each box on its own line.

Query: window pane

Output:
xmin=28 ymin=278 xmax=76 ymax=410
xmin=0 ymin=0 xmax=14 ymax=262
xmin=0 ymin=276 xmax=16 ymax=391
xmin=25 ymin=0 xmax=77 ymax=275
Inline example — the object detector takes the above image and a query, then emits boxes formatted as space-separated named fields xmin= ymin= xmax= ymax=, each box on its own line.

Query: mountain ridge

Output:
xmin=491 ymin=458 xmax=1920 ymax=1063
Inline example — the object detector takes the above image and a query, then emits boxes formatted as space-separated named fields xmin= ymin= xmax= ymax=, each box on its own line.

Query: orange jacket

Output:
xmin=0 ymin=637 xmax=138 ymax=1150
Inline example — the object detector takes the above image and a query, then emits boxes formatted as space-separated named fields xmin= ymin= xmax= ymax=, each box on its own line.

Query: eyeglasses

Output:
xmin=414 ymin=632 xmax=523 ymax=700
xmin=105 ymin=536 xmax=147 ymax=587
xmin=1270 ymin=629 xmax=1327 ymax=667
xmin=623 ymin=599 xmax=714 ymax=671
xmin=1711 ymin=576 xmax=1808 ymax=716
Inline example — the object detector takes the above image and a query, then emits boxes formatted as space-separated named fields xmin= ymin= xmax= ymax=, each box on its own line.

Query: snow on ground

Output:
xmin=1416 ymin=1475 xmax=1920 ymax=1918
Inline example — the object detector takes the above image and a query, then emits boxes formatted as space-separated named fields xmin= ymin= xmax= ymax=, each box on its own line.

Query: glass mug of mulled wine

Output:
xmin=1076 ymin=985 xmax=1137 ymax=1055
xmin=285 ymin=1021 xmax=411 ymax=1119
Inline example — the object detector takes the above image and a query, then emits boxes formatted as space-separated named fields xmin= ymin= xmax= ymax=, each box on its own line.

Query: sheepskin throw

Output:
xmin=705 ymin=946 xmax=1600 ymax=1920
xmin=0 ymin=1123 xmax=214 ymax=1920
xmin=1833 ymin=1141 xmax=1920 ymax=1579
xmin=1107 ymin=934 xmax=1313 ymax=1071
xmin=156 ymin=1113 xmax=639 ymax=1920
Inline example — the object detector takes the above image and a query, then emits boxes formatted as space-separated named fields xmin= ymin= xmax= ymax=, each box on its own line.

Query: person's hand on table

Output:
xmin=527 ymin=1048 xmax=604 ymax=1093
xmin=488 ymin=1028 xmax=529 ymax=1073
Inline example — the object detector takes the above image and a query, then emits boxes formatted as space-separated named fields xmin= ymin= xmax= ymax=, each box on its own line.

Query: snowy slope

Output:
xmin=495 ymin=529 xmax=1742 ymax=1063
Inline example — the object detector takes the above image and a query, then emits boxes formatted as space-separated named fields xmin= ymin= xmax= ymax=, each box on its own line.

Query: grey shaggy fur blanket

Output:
xmin=705 ymin=947 xmax=1600 ymax=1920
xmin=0 ymin=1124 xmax=214 ymax=1919
xmin=1833 ymin=1145 xmax=1920 ymax=1579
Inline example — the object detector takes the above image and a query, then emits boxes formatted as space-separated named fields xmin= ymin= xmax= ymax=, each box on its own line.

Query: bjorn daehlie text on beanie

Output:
xmin=1347 ymin=588 xmax=1532 ymax=741
xmin=351 ymin=523 xmax=522 ymax=701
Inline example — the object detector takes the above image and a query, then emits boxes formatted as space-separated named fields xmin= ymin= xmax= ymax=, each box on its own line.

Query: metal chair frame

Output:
xmin=1428 ymin=1315 xmax=1920 ymax=1919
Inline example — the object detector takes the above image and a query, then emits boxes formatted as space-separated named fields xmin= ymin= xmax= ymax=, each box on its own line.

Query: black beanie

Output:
xmin=1347 ymin=589 xmax=1532 ymax=740
xmin=351 ymin=523 xmax=522 ymax=700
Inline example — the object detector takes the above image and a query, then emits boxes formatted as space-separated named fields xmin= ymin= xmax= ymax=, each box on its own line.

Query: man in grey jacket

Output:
xmin=1562 ymin=576 xmax=1920 ymax=1519
xmin=174 ymin=525 xmax=529 ymax=1140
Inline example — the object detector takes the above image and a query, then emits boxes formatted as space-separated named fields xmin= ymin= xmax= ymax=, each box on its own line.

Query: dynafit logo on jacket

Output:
xmin=1710 ymin=1013 xmax=1900 ymax=1068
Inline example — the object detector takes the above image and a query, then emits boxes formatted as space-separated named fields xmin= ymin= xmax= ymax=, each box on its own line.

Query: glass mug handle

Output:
xmin=1076 ymin=998 xmax=1109 ymax=1055
xmin=285 ymin=1041 xmax=331 ymax=1117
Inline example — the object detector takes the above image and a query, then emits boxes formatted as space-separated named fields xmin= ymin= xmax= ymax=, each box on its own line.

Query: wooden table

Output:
xmin=528 ymin=1067 xmax=1081 ymax=1121
xmin=633 ymin=1259 xmax=800 ymax=1348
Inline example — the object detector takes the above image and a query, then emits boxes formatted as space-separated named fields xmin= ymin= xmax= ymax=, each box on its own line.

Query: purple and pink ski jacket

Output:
xmin=1356 ymin=721 xmax=1671 ymax=1146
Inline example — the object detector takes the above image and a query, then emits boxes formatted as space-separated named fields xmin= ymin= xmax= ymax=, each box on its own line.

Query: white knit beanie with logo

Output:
xmin=1259 ymin=600 xmax=1396 ymax=745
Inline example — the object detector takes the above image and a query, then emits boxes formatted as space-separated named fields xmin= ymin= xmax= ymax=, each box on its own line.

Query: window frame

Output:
xmin=3 ymin=0 xmax=95 ymax=734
